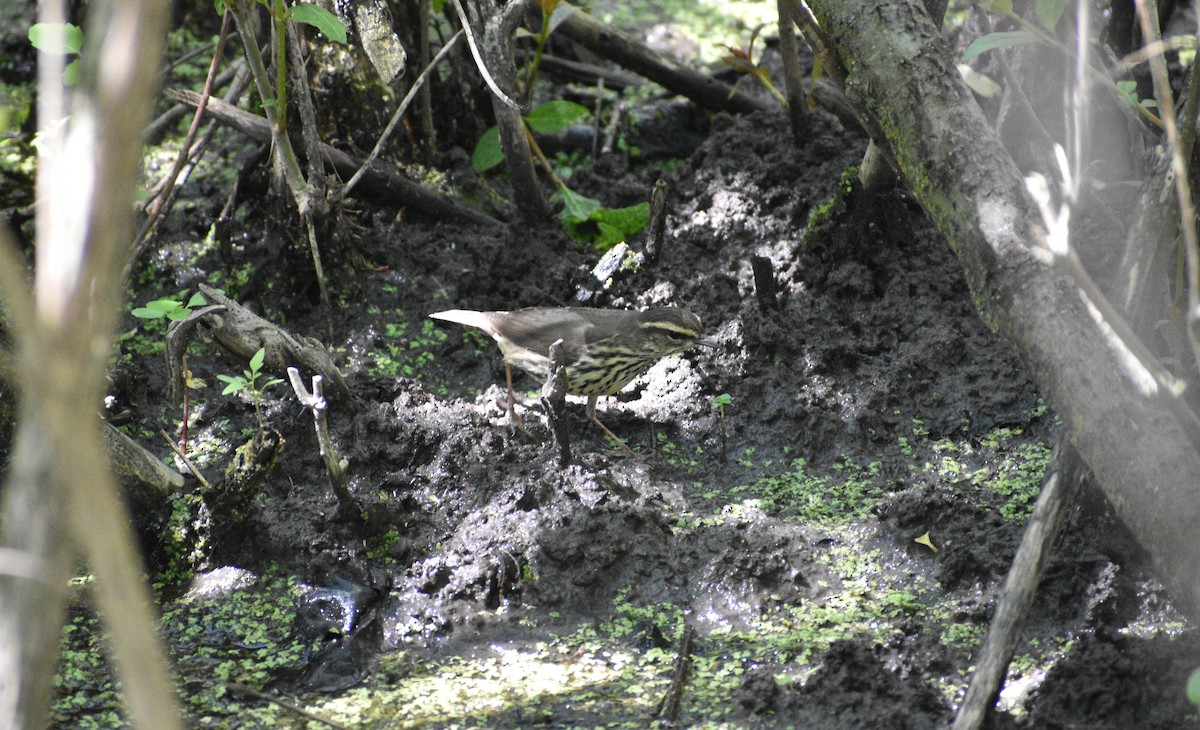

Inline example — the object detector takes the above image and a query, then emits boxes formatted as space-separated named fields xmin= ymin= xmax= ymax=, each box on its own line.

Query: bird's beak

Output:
xmin=697 ymin=337 xmax=719 ymax=348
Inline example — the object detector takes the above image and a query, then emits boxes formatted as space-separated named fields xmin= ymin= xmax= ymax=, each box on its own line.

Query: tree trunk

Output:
xmin=806 ymin=0 xmax=1200 ymax=620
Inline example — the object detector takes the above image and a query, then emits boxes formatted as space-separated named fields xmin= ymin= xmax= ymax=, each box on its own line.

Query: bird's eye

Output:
xmin=665 ymin=329 xmax=694 ymax=340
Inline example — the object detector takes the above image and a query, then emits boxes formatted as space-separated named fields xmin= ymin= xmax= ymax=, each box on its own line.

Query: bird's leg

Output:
xmin=504 ymin=363 xmax=528 ymax=431
xmin=586 ymin=395 xmax=636 ymax=457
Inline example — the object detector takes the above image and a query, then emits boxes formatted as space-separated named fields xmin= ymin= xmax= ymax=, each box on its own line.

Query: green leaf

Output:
xmin=555 ymin=190 xmax=649 ymax=249
xmin=1035 ymin=0 xmax=1067 ymax=30
xmin=249 ymin=347 xmax=266 ymax=372
xmin=1115 ymin=79 xmax=1138 ymax=106
xmin=29 ymin=23 xmax=84 ymax=55
xmin=593 ymin=221 xmax=625 ymax=250
xmin=63 ymin=59 xmax=81 ymax=87
xmin=471 ymin=126 xmax=503 ymax=173
xmin=217 ymin=374 xmax=245 ymax=395
xmin=961 ymin=31 xmax=1038 ymax=62
xmin=590 ymin=201 xmax=649 ymax=247
xmin=131 ymin=308 xmax=167 ymax=319
xmin=525 ymin=100 xmax=589 ymax=134
xmin=289 ymin=4 xmax=348 ymax=43
xmin=556 ymin=187 xmax=601 ymax=223
xmin=186 ymin=292 xmax=207 ymax=308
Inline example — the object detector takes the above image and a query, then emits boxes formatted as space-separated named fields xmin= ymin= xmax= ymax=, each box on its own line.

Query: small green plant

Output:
xmin=132 ymin=291 xmax=209 ymax=454
xmin=217 ymin=347 xmax=283 ymax=431
xmin=470 ymin=1 xmax=650 ymax=250
xmin=131 ymin=291 xmax=206 ymax=321
xmin=719 ymin=25 xmax=787 ymax=107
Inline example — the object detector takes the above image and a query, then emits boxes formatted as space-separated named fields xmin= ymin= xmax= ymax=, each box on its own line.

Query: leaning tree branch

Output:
xmin=807 ymin=0 xmax=1200 ymax=621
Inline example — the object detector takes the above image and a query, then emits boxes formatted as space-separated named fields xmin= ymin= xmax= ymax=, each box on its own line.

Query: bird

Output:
xmin=429 ymin=306 xmax=714 ymax=455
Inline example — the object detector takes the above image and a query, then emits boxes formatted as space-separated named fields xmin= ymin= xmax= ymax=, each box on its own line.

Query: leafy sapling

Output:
xmin=217 ymin=347 xmax=284 ymax=431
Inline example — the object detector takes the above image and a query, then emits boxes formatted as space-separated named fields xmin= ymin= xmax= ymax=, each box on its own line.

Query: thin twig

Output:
xmin=159 ymin=429 xmax=211 ymax=489
xmin=342 ymin=30 xmax=464 ymax=198
xmin=225 ymin=683 xmax=348 ymax=729
xmin=952 ymin=443 xmax=1085 ymax=730
xmin=134 ymin=9 xmax=233 ymax=248
xmin=450 ymin=0 xmax=522 ymax=111
xmin=654 ymin=625 xmax=695 ymax=723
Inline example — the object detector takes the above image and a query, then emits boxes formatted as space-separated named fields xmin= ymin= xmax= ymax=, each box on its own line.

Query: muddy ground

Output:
xmin=15 ymin=17 xmax=1198 ymax=730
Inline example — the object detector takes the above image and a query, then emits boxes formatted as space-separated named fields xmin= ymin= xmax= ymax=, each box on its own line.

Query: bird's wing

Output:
xmin=494 ymin=309 xmax=592 ymax=360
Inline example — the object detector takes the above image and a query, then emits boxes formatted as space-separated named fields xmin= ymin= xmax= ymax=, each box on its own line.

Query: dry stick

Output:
xmin=599 ymin=95 xmax=623 ymax=156
xmin=654 ymin=624 xmax=695 ymax=723
xmin=975 ymin=9 xmax=1058 ymax=163
xmin=286 ymin=367 xmax=356 ymax=515
xmin=642 ymin=179 xmax=669 ymax=263
xmin=952 ymin=442 xmax=1085 ymax=730
xmin=540 ymin=339 xmax=571 ymax=467
xmin=417 ymin=0 xmax=436 ymax=147
xmin=10 ymin=0 xmax=181 ymax=724
xmin=537 ymin=53 xmax=643 ymax=90
xmin=464 ymin=0 xmax=547 ymax=220
xmin=144 ymin=63 xmax=240 ymax=142
xmin=230 ymin=0 xmax=309 ymax=203
xmin=134 ymin=9 xmax=233 ymax=249
xmin=134 ymin=66 xmax=254 ymax=271
xmin=159 ymin=429 xmax=211 ymax=490
xmin=776 ymin=0 xmax=809 ymax=140
xmin=342 ymin=30 xmax=465 ymax=199
xmin=591 ymin=77 xmax=604 ymax=160
xmin=780 ymin=0 xmax=846 ymax=88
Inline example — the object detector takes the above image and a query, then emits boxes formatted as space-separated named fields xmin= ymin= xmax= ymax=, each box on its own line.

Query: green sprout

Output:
xmin=217 ymin=347 xmax=283 ymax=431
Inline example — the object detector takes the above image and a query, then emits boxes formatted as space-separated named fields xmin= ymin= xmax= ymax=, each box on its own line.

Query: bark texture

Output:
xmin=807 ymin=0 xmax=1200 ymax=620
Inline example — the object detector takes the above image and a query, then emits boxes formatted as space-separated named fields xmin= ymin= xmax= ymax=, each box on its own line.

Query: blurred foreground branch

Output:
xmin=0 ymin=0 xmax=182 ymax=726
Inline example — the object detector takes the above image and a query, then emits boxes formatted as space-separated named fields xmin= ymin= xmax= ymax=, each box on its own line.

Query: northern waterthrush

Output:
xmin=430 ymin=306 xmax=714 ymax=455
